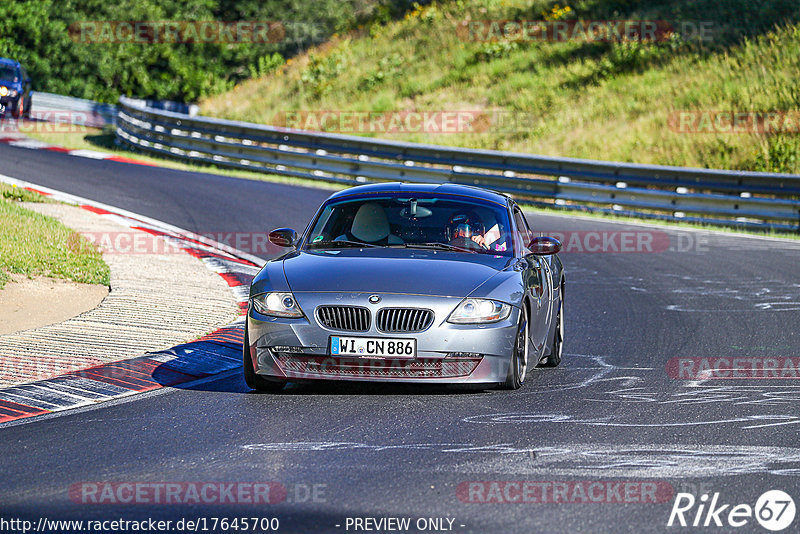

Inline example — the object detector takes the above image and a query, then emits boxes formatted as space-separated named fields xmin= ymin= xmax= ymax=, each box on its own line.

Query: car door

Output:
xmin=512 ymin=205 xmax=550 ymax=354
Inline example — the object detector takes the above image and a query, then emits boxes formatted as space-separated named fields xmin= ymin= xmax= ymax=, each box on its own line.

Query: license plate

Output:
xmin=330 ymin=336 xmax=416 ymax=358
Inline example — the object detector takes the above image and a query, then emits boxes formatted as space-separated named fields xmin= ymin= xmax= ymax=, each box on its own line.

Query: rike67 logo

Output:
xmin=668 ymin=490 xmax=796 ymax=531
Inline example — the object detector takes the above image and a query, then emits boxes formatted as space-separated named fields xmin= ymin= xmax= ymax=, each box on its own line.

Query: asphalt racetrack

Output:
xmin=2 ymin=142 xmax=800 ymax=533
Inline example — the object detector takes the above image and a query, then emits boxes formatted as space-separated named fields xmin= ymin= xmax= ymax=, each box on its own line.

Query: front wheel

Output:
xmin=500 ymin=306 xmax=529 ymax=390
xmin=243 ymin=323 xmax=286 ymax=393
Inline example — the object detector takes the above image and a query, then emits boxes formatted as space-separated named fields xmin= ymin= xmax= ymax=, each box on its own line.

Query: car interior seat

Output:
xmin=347 ymin=203 xmax=403 ymax=244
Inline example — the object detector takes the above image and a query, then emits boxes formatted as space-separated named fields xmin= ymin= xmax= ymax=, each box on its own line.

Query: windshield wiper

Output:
xmin=402 ymin=242 xmax=475 ymax=253
xmin=307 ymin=239 xmax=381 ymax=249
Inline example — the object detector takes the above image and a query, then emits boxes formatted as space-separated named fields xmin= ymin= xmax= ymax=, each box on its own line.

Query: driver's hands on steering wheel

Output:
xmin=470 ymin=235 xmax=489 ymax=249
xmin=451 ymin=236 xmax=487 ymax=251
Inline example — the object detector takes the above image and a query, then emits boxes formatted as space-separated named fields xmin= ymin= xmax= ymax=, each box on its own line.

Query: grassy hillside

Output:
xmin=201 ymin=0 xmax=800 ymax=173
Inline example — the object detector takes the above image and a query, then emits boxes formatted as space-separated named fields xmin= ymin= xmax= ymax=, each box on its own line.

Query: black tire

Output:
xmin=500 ymin=305 xmax=529 ymax=390
xmin=23 ymin=96 xmax=31 ymax=119
xmin=10 ymin=99 xmax=21 ymax=119
xmin=541 ymin=291 xmax=564 ymax=367
xmin=243 ymin=323 xmax=286 ymax=392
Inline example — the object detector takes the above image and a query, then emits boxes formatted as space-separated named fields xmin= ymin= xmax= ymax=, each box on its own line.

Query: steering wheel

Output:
xmin=450 ymin=236 xmax=487 ymax=251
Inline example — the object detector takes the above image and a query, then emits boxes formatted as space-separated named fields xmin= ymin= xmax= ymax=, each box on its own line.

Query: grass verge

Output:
xmin=0 ymin=184 xmax=110 ymax=289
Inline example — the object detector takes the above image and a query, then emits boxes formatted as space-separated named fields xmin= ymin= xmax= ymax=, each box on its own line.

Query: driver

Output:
xmin=447 ymin=211 xmax=488 ymax=249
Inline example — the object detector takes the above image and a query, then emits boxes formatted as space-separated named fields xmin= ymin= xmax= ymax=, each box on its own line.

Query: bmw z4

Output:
xmin=244 ymin=182 xmax=564 ymax=391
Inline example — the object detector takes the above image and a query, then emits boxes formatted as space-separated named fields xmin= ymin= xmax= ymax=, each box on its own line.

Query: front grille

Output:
xmin=376 ymin=308 xmax=434 ymax=333
xmin=273 ymin=355 xmax=481 ymax=379
xmin=316 ymin=306 xmax=370 ymax=332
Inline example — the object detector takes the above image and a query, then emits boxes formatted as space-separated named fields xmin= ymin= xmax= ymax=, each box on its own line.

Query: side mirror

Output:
xmin=268 ymin=228 xmax=298 ymax=248
xmin=528 ymin=236 xmax=561 ymax=255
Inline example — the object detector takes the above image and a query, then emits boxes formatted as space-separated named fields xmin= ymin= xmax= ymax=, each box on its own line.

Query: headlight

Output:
xmin=251 ymin=292 xmax=304 ymax=318
xmin=447 ymin=298 xmax=511 ymax=324
xmin=0 ymin=87 xmax=8 ymax=97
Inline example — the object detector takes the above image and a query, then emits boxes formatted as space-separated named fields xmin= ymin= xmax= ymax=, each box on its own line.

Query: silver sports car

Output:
xmin=244 ymin=182 xmax=564 ymax=391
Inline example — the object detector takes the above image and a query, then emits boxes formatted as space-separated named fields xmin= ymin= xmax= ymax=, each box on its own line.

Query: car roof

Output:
xmin=0 ymin=58 xmax=20 ymax=67
xmin=328 ymin=182 xmax=511 ymax=206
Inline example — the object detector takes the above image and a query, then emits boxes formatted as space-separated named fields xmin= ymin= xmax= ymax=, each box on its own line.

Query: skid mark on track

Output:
xmin=588 ymin=385 xmax=800 ymax=407
xmin=439 ymin=444 xmax=800 ymax=478
xmin=242 ymin=442 xmax=538 ymax=455
xmin=244 ymin=440 xmax=800 ymax=478
xmin=668 ymin=276 xmax=800 ymax=312
xmin=516 ymin=353 xmax=652 ymax=396
xmin=566 ymin=269 xmax=800 ymax=311
xmin=463 ymin=412 xmax=800 ymax=429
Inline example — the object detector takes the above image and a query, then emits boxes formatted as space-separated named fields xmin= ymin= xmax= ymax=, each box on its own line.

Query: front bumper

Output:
xmin=0 ymin=96 xmax=18 ymax=109
xmin=246 ymin=292 xmax=520 ymax=384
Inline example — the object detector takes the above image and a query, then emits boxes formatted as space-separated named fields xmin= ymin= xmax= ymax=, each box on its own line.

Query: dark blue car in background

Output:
xmin=0 ymin=57 xmax=32 ymax=119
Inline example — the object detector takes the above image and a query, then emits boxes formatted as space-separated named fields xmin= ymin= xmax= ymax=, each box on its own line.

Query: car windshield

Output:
xmin=0 ymin=65 xmax=19 ymax=82
xmin=304 ymin=194 xmax=514 ymax=255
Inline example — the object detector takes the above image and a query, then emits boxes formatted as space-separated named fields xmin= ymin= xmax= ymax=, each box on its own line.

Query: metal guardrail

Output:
xmin=116 ymin=96 xmax=800 ymax=230
xmin=121 ymin=98 xmax=199 ymax=117
xmin=30 ymin=93 xmax=198 ymax=128
xmin=31 ymin=92 xmax=117 ymax=128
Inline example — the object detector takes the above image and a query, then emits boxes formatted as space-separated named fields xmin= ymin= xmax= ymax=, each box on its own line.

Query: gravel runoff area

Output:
xmin=0 ymin=202 xmax=241 ymax=388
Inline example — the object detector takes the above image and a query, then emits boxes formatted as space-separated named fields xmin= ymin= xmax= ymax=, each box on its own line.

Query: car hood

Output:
xmin=282 ymin=248 xmax=514 ymax=297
